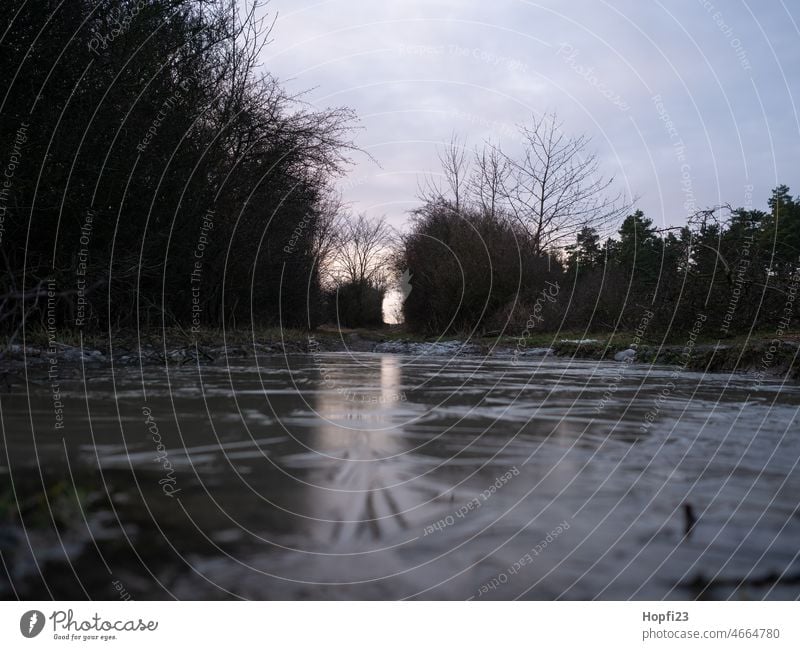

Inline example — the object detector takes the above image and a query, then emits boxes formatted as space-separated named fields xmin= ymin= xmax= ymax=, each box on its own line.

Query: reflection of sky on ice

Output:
xmin=174 ymin=355 xmax=800 ymax=599
xmin=6 ymin=353 xmax=800 ymax=599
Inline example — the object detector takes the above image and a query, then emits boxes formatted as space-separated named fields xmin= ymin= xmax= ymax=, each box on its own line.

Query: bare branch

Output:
xmin=334 ymin=212 xmax=394 ymax=290
xmin=499 ymin=111 xmax=630 ymax=254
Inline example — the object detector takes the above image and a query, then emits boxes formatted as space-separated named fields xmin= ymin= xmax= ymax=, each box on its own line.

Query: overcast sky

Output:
xmin=258 ymin=0 xmax=800 ymax=233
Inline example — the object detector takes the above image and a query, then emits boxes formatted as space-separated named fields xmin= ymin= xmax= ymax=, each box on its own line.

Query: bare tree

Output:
xmin=310 ymin=188 xmax=347 ymax=285
xmin=335 ymin=212 xmax=394 ymax=289
xmin=500 ymin=112 xmax=629 ymax=254
xmin=419 ymin=134 xmax=469 ymax=212
xmin=468 ymin=144 xmax=510 ymax=219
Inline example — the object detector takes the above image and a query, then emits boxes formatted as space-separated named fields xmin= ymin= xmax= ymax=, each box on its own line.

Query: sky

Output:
xmin=257 ymin=0 xmax=800 ymax=235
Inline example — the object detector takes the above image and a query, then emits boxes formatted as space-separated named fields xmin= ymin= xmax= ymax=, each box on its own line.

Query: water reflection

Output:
xmin=3 ymin=353 xmax=800 ymax=599
xmin=289 ymin=354 xmax=451 ymax=546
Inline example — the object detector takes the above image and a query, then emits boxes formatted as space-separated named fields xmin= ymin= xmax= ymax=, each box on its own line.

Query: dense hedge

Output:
xmin=0 ymin=0 xmax=353 ymax=333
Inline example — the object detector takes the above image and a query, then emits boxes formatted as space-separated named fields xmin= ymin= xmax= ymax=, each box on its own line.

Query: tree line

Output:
xmin=1 ymin=0 xmax=355 ymax=336
xmin=396 ymin=116 xmax=800 ymax=338
xmin=1 ymin=2 xmax=796 ymax=340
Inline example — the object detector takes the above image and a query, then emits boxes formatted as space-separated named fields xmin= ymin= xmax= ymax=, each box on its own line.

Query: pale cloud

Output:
xmin=259 ymin=0 xmax=800 ymax=232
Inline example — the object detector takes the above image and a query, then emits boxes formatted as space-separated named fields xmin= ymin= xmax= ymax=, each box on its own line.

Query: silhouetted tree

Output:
xmin=328 ymin=213 xmax=392 ymax=327
xmin=500 ymin=112 xmax=630 ymax=254
xmin=0 ymin=0 xmax=356 ymax=333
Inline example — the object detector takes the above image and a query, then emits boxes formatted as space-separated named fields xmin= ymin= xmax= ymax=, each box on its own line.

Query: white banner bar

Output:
xmin=1 ymin=602 xmax=797 ymax=649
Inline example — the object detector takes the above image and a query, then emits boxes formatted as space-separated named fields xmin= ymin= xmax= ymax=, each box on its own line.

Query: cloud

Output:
xmin=261 ymin=0 xmax=800 ymax=231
